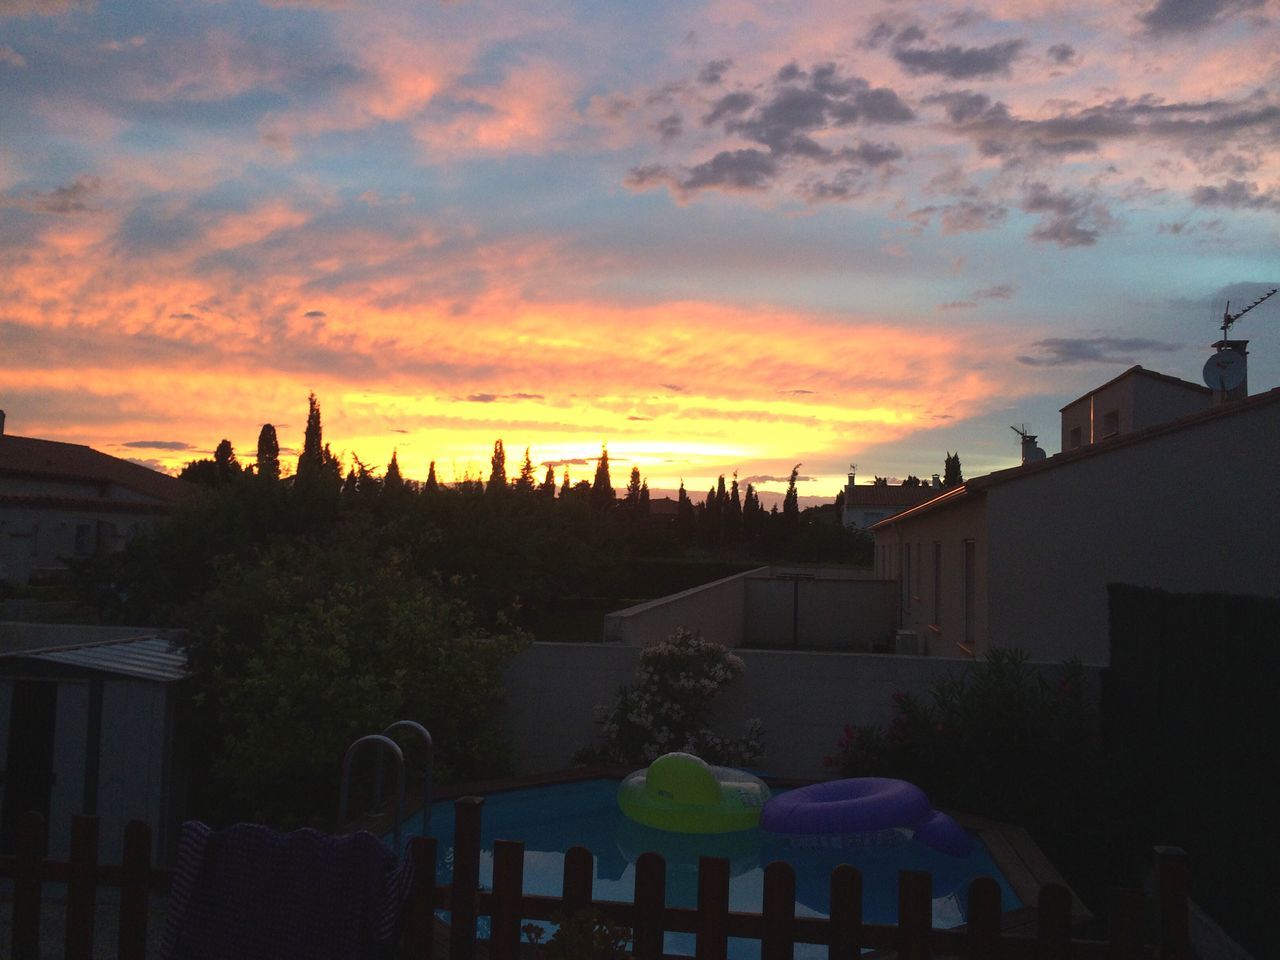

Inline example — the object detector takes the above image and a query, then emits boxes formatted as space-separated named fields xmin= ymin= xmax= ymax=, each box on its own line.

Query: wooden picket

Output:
xmin=1 ymin=802 xmax=1190 ymax=960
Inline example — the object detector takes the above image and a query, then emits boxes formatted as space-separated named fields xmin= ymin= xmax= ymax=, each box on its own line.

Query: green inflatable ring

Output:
xmin=617 ymin=753 xmax=770 ymax=834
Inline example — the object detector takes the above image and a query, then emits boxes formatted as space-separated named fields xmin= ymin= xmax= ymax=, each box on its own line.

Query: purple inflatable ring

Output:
xmin=761 ymin=777 xmax=931 ymax=835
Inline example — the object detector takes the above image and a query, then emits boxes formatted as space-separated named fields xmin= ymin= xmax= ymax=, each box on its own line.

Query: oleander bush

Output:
xmin=577 ymin=627 xmax=764 ymax=767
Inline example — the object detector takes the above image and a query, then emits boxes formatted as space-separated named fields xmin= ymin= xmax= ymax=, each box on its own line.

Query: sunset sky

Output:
xmin=3 ymin=0 xmax=1278 ymax=497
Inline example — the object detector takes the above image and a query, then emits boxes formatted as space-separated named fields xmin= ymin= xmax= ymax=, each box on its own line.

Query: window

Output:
xmin=963 ymin=539 xmax=976 ymax=648
xmin=931 ymin=541 xmax=943 ymax=627
xmin=902 ymin=542 xmax=912 ymax=620
xmin=1101 ymin=409 xmax=1119 ymax=438
xmin=1069 ymin=426 xmax=1082 ymax=449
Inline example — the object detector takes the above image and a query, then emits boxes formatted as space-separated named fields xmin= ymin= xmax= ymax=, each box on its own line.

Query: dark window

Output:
xmin=963 ymin=539 xmax=976 ymax=647
xmin=1101 ymin=409 xmax=1119 ymax=438
xmin=1069 ymin=426 xmax=1082 ymax=449
xmin=931 ymin=541 xmax=943 ymax=627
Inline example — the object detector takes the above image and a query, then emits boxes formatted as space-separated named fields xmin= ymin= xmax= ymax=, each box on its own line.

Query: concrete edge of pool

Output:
xmin=349 ymin=765 xmax=1093 ymax=949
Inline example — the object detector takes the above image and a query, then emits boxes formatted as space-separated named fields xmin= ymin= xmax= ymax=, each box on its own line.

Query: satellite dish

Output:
xmin=1202 ymin=349 xmax=1246 ymax=392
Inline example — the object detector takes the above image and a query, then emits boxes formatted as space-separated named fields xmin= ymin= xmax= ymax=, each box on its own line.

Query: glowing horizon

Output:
xmin=3 ymin=0 xmax=1278 ymax=497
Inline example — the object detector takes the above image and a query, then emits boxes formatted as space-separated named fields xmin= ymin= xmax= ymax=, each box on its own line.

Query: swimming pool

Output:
xmin=396 ymin=777 xmax=1023 ymax=959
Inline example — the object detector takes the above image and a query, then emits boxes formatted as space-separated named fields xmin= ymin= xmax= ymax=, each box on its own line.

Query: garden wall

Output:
xmin=604 ymin=566 xmax=897 ymax=650
xmin=603 ymin=570 xmax=752 ymax=647
xmin=502 ymin=643 xmax=1099 ymax=779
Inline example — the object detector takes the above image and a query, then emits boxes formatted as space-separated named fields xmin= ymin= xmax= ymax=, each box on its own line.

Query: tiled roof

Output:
xmin=846 ymin=485 xmax=940 ymax=508
xmin=0 ymin=434 xmax=194 ymax=505
xmin=874 ymin=386 xmax=1280 ymax=530
xmin=1059 ymin=365 xmax=1210 ymax=412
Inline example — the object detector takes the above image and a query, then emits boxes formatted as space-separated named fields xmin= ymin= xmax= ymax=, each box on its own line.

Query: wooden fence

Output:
xmin=3 ymin=800 xmax=1190 ymax=959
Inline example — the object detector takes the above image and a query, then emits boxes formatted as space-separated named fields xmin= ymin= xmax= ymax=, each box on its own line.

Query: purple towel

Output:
xmin=160 ymin=822 xmax=414 ymax=960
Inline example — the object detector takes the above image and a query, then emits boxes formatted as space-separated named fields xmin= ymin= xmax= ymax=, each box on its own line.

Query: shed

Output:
xmin=0 ymin=627 xmax=187 ymax=863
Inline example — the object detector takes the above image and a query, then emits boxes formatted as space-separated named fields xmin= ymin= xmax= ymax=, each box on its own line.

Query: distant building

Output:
xmin=841 ymin=468 xmax=939 ymax=530
xmin=0 ymin=414 xmax=194 ymax=585
xmin=1059 ymin=365 xmax=1210 ymax=452
xmin=871 ymin=381 xmax=1280 ymax=665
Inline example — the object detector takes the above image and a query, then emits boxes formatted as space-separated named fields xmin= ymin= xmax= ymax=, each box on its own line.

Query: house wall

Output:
xmin=873 ymin=495 xmax=988 ymax=658
xmin=0 ymin=502 xmax=152 ymax=585
xmin=988 ymin=397 xmax=1280 ymax=665
xmin=500 ymin=642 xmax=1097 ymax=779
xmin=603 ymin=570 xmax=754 ymax=647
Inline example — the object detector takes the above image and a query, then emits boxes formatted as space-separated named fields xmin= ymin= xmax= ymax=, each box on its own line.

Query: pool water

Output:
xmin=397 ymin=778 xmax=1021 ymax=959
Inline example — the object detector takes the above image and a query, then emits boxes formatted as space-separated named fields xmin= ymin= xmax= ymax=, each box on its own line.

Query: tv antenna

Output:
xmin=1010 ymin=424 xmax=1034 ymax=441
xmin=1217 ymin=288 xmax=1276 ymax=346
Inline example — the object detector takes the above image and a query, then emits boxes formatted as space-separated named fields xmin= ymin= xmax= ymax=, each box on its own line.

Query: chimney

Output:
xmin=1018 ymin=435 xmax=1049 ymax=465
xmin=1209 ymin=339 xmax=1249 ymax=403
xmin=931 ymin=473 xmax=941 ymax=488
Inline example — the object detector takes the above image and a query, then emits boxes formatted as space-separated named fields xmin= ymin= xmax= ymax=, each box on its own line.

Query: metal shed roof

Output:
xmin=1 ymin=635 xmax=187 ymax=682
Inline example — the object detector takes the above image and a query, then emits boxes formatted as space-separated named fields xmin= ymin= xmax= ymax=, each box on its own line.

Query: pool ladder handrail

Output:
xmin=336 ymin=720 xmax=433 ymax=856
xmin=378 ymin=720 xmax=434 ymax=836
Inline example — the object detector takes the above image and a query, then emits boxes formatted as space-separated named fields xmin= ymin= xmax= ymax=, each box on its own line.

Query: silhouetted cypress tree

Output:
xmin=514 ymin=447 xmax=536 ymax=494
xmin=943 ymin=452 xmax=964 ymax=488
xmin=424 ymin=460 xmax=439 ymax=494
xmin=591 ymin=444 xmax=614 ymax=507
xmin=677 ymin=480 xmax=694 ymax=540
xmin=488 ymin=440 xmax=507 ymax=495
xmin=639 ymin=480 xmax=650 ymax=517
xmin=540 ymin=465 xmax=557 ymax=499
xmin=384 ymin=450 xmax=405 ymax=495
xmin=213 ymin=439 xmax=241 ymax=484
xmin=726 ymin=473 xmax=742 ymax=541
xmin=783 ymin=464 xmax=801 ymax=528
xmin=625 ymin=466 xmax=642 ymax=507
xmin=297 ymin=393 xmax=324 ymax=482
xmin=743 ymin=482 xmax=761 ymax=541
xmin=256 ymin=424 xmax=280 ymax=482
xmin=560 ymin=468 xmax=571 ymax=498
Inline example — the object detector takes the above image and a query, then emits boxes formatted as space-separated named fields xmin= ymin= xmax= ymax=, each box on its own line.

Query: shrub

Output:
xmin=578 ymin=627 xmax=764 ymax=767
xmin=182 ymin=535 xmax=527 ymax=827
xmin=826 ymin=649 xmax=1099 ymax=827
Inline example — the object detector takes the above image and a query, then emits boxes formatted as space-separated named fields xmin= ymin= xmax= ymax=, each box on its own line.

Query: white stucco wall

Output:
xmin=500 ymin=642 xmax=1097 ymax=779
xmin=603 ymin=570 xmax=755 ymax=647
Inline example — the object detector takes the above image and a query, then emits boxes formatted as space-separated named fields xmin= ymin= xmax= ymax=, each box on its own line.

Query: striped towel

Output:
xmin=160 ymin=821 xmax=414 ymax=960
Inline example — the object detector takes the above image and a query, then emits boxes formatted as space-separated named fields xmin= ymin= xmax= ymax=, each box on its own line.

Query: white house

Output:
xmin=871 ymin=376 xmax=1280 ymax=665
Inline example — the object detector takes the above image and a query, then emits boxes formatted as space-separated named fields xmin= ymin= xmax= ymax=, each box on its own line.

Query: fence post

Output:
xmin=898 ymin=870 xmax=932 ymax=960
xmin=398 ymin=835 xmax=437 ymax=960
xmin=828 ymin=864 xmax=862 ymax=960
xmin=65 ymin=815 xmax=100 ymax=960
xmin=12 ymin=810 xmax=45 ymax=960
xmin=118 ymin=819 xmax=152 ymax=960
xmin=1154 ymin=847 xmax=1189 ymax=960
xmin=562 ymin=845 xmax=594 ymax=916
xmin=761 ymin=861 xmax=796 ymax=960
xmin=1036 ymin=883 xmax=1073 ymax=960
xmin=1106 ymin=887 xmax=1144 ymax=960
xmin=695 ymin=856 xmax=730 ymax=960
xmin=449 ymin=797 xmax=484 ymax=960
xmin=633 ymin=852 xmax=667 ymax=960
xmin=965 ymin=876 xmax=1001 ymax=960
xmin=488 ymin=839 xmax=525 ymax=960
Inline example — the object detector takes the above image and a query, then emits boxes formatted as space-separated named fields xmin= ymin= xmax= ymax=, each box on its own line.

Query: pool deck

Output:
xmin=351 ymin=766 xmax=1093 ymax=958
